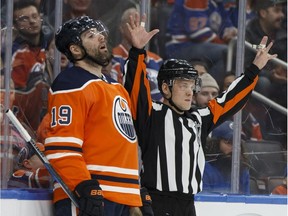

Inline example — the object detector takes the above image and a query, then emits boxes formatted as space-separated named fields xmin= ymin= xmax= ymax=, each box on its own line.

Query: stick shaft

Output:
xmin=5 ymin=109 xmax=79 ymax=208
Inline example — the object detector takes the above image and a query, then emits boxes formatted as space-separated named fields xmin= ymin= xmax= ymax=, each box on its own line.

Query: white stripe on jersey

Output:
xmin=181 ymin=117 xmax=191 ymax=194
xmin=197 ymin=142 xmax=205 ymax=191
xmin=154 ymin=107 xmax=205 ymax=194
xmin=53 ymin=182 xmax=61 ymax=191
xmin=35 ymin=168 xmax=41 ymax=188
xmin=156 ymin=146 xmax=162 ymax=190
xmin=198 ymin=107 xmax=211 ymax=116
xmin=191 ymin=131 xmax=200 ymax=194
xmin=100 ymin=185 xmax=140 ymax=195
xmin=46 ymin=152 xmax=82 ymax=160
xmin=164 ymin=109 xmax=177 ymax=191
xmin=152 ymin=102 xmax=163 ymax=111
xmin=190 ymin=27 xmax=212 ymax=38
xmin=179 ymin=118 xmax=192 ymax=193
xmin=87 ymin=165 xmax=139 ymax=176
xmin=45 ymin=137 xmax=83 ymax=146
xmin=217 ymin=75 xmax=244 ymax=104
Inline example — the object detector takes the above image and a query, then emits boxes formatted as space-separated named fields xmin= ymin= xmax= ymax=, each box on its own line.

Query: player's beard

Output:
xmin=85 ymin=48 xmax=112 ymax=67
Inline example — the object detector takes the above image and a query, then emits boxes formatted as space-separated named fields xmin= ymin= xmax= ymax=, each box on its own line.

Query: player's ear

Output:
xmin=69 ymin=44 xmax=83 ymax=59
xmin=22 ymin=159 xmax=32 ymax=169
xmin=69 ymin=44 xmax=82 ymax=55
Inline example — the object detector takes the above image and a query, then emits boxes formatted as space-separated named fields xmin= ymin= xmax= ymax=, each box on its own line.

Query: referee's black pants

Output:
xmin=149 ymin=190 xmax=196 ymax=216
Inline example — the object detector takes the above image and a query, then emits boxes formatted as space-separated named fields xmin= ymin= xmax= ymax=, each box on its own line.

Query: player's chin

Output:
xmin=101 ymin=50 xmax=111 ymax=59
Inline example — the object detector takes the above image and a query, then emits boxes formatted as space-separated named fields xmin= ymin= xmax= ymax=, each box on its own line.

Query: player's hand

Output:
xmin=140 ymin=187 xmax=154 ymax=216
xmin=126 ymin=12 xmax=159 ymax=49
xmin=252 ymin=36 xmax=278 ymax=70
xmin=74 ymin=179 xmax=104 ymax=216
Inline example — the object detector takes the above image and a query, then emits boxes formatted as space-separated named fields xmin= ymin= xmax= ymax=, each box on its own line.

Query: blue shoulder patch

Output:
xmin=51 ymin=66 xmax=101 ymax=91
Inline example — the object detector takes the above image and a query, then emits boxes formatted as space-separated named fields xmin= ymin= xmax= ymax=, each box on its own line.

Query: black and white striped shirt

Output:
xmin=125 ymin=47 xmax=260 ymax=196
xmin=140 ymin=103 xmax=205 ymax=194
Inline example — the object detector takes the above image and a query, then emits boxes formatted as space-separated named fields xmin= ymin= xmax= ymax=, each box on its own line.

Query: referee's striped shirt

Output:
xmin=140 ymin=104 xmax=205 ymax=195
xmin=124 ymin=48 xmax=260 ymax=196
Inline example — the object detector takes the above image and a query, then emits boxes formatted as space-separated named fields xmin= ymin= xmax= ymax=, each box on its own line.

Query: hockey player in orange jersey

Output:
xmin=44 ymin=14 xmax=158 ymax=216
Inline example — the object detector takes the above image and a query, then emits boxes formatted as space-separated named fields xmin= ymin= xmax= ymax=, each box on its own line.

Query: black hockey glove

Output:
xmin=74 ymin=179 xmax=104 ymax=216
xmin=140 ymin=187 xmax=154 ymax=216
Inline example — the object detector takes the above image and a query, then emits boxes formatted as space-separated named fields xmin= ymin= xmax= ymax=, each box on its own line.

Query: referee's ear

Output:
xmin=161 ymin=83 xmax=171 ymax=98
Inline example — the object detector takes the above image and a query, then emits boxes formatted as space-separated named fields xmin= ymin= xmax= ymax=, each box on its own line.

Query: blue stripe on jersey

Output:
xmin=45 ymin=145 xmax=82 ymax=153
xmin=91 ymin=174 xmax=139 ymax=185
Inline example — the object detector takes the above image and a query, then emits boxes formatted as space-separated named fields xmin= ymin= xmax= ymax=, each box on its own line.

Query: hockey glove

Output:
xmin=140 ymin=187 xmax=154 ymax=216
xmin=74 ymin=179 xmax=104 ymax=216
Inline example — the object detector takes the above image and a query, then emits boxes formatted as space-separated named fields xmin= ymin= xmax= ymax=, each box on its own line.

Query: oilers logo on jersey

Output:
xmin=112 ymin=96 xmax=137 ymax=143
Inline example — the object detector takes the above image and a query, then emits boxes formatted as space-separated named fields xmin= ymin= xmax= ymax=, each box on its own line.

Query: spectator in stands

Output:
xmin=244 ymin=0 xmax=287 ymax=145
xmin=265 ymin=63 xmax=287 ymax=147
xmin=192 ymin=72 xmax=220 ymax=108
xmin=245 ymin=0 xmax=286 ymax=100
xmin=190 ymin=59 xmax=209 ymax=76
xmin=165 ymin=0 xmax=237 ymax=87
xmin=8 ymin=142 xmax=51 ymax=189
xmin=93 ymin=0 xmax=138 ymax=47
xmin=10 ymin=0 xmax=53 ymax=89
xmin=0 ymin=71 xmax=32 ymax=187
xmin=222 ymin=71 xmax=236 ymax=92
xmin=202 ymin=120 xmax=250 ymax=194
xmin=45 ymin=38 xmax=70 ymax=75
xmin=62 ymin=0 xmax=93 ymax=22
xmin=247 ymin=0 xmax=287 ymax=63
xmin=62 ymin=0 xmax=138 ymax=47
xmin=113 ymin=7 xmax=163 ymax=101
xmin=7 ymin=0 xmax=53 ymax=131
xmin=224 ymin=0 xmax=256 ymax=28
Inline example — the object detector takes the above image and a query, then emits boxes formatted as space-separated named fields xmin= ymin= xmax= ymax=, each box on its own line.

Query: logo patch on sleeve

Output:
xmin=112 ymin=96 xmax=137 ymax=143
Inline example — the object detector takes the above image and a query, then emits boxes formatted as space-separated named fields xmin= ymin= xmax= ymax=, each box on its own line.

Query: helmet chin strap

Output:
xmin=167 ymin=86 xmax=185 ymax=113
xmin=73 ymin=45 xmax=88 ymax=62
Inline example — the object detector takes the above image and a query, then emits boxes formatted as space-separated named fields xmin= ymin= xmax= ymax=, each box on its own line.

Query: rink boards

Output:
xmin=0 ymin=189 xmax=287 ymax=216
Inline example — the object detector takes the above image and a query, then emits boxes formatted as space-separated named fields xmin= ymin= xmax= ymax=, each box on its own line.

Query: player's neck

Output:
xmin=75 ymin=61 xmax=102 ymax=77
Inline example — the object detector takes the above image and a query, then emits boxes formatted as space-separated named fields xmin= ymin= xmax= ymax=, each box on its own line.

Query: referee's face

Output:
xmin=171 ymin=79 xmax=195 ymax=111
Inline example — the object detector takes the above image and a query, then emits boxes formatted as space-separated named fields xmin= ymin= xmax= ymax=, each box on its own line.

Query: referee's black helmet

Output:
xmin=157 ymin=59 xmax=201 ymax=93
xmin=55 ymin=16 xmax=108 ymax=61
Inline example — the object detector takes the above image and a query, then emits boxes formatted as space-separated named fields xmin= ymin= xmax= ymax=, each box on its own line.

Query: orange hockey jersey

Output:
xmin=44 ymin=66 xmax=141 ymax=206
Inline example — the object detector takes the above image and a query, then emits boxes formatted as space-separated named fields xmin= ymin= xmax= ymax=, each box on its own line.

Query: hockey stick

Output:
xmin=5 ymin=109 xmax=79 ymax=208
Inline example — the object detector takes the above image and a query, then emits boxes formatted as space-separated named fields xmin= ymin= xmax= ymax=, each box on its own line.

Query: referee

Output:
xmin=124 ymin=35 xmax=277 ymax=216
